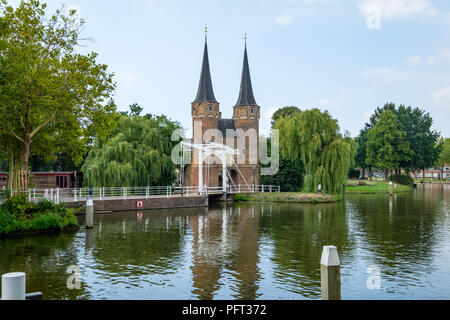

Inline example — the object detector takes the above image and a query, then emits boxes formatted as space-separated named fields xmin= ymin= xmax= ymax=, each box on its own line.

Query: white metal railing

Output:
xmin=2 ymin=185 xmax=281 ymax=203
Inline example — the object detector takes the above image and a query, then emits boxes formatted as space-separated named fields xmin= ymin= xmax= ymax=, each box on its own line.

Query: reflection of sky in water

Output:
xmin=0 ymin=184 xmax=449 ymax=300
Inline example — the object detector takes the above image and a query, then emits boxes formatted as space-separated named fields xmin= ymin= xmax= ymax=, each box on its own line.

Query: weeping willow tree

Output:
xmin=82 ymin=113 xmax=181 ymax=187
xmin=275 ymin=109 xmax=356 ymax=195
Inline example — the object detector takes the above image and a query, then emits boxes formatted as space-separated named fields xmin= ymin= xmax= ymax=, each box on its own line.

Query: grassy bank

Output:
xmin=346 ymin=180 xmax=412 ymax=194
xmin=0 ymin=195 xmax=79 ymax=237
xmin=234 ymin=192 xmax=342 ymax=204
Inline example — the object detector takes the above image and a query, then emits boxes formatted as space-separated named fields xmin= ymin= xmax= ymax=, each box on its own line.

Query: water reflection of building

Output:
xmin=190 ymin=205 xmax=261 ymax=299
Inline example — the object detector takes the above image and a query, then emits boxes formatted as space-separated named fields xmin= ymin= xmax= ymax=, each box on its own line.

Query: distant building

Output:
xmin=443 ymin=165 xmax=450 ymax=180
xmin=410 ymin=167 xmax=443 ymax=180
xmin=0 ymin=172 xmax=82 ymax=189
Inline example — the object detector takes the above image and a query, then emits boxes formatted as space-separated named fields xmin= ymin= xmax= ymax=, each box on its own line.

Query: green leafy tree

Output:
xmin=276 ymin=109 xmax=355 ymax=195
xmin=262 ymin=106 xmax=304 ymax=191
xmin=261 ymin=153 xmax=305 ymax=192
xmin=365 ymin=110 xmax=412 ymax=178
xmin=396 ymin=105 xmax=441 ymax=172
xmin=82 ymin=110 xmax=182 ymax=187
xmin=438 ymin=138 xmax=450 ymax=166
xmin=271 ymin=106 xmax=301 ymax=128
xmin=0 ymin=0 xmax=117 ymax=190
xmin=357 ymin=103 xmax=440 ymax=174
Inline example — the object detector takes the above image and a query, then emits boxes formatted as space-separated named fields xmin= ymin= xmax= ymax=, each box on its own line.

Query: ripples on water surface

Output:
xmin=0 ymin=184 xmax=449 ymax=300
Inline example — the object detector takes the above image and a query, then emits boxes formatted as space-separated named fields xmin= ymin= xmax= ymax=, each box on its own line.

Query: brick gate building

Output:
xmin=184 ymin=35 xmax=260 ymax=189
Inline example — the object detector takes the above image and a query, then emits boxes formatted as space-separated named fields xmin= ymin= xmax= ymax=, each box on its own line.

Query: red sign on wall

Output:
xmin=137 ymin=201 xmax=144 ymax=208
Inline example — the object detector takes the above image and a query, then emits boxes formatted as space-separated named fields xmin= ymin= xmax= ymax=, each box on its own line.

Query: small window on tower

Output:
xmin=193 ymin=106 xmax=196 ymax=112
xmin=250 ymin=108 xmax=255 ymax=114
xmin=208 ymin=105 xmax=213 ymax=111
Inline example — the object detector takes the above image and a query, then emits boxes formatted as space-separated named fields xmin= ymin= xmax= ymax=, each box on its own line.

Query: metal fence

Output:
xmin=4 ymin=185 xmax=281 ymax=204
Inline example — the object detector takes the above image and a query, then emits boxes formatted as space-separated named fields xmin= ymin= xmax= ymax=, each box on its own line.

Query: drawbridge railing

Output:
xmin=4 ymin=185 xmax=280 ymax=204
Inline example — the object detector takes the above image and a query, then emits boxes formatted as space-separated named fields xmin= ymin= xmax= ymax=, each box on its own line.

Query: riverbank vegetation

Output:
xmin=81 ymin=105 xmax=182 ymax=187
xmin=234 ymin=192 xmax=341 ymax=203
xmin=0 ymin=195 xmax=78 ymax=237
xmin=275 ymin=108 xmax=356 ymax=196
xmin=355 ymin=103 xmax=441 ymax=179
xmin=345 ymin=180 xmax=412 ymax=194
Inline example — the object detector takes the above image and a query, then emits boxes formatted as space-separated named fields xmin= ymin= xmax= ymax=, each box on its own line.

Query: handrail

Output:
xmin=2 ymin=185 xmax=281 ymax=203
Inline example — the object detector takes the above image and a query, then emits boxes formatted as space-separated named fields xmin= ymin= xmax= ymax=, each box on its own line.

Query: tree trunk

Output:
xmin=8 ymin=155 xmax=14 ymax=190
xmin=20 ymin=136 xmax=31 ymax=191
xmin=18 ymin=100 xmax=32 ymax=191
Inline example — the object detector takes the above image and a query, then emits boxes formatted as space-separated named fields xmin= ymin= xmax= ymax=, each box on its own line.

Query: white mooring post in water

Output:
xmin=2 ymin=272 xmax=26 ymax=300
xmin=320 ymin=246 xmax=341 ymax=300
xmin=86 ymin=198 xmax=94 ymax=229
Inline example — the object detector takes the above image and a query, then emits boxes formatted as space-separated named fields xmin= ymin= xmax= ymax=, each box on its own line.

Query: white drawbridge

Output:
xmin=181 ymin=141 xmax=251 ymax=194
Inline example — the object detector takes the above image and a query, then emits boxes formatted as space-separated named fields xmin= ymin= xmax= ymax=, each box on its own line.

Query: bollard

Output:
xmin=2 ymin=272 xmax=26 ymax=300
xmin=25 ymin=292 xmax=43 ymax=300
xmin=320 ymin=246 xmax=341 ymax=300
xmin=86 ymin=198 xmax=94 ymax=229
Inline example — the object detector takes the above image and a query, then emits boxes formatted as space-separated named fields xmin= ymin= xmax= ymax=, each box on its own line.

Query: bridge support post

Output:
xmin=2 ymin=272 xmax=26 ymax=300
xmin=199 ymin=149 xmax=203 ymax=195
xmin=86 ymin=198 xmax=94 ymax=229
xmin=321 ymin=246 xmax=341 ymax=300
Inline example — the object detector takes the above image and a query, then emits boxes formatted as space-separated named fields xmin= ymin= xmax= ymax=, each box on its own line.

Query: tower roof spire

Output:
xmin=193 ymin=28 xmax=217 ymax=103
xmin=235 ymin=37 xmax=258 ymax=107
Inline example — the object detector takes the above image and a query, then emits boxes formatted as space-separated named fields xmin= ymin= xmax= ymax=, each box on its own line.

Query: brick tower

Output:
xmin=184 ymin=35 xmax=260 ymax=189
xmin=232 ymin=40 xmax=260 ymax=187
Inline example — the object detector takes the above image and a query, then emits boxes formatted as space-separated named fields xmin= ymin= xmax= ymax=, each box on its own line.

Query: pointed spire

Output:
xmin=193 ymin=29 xmax=217 ymax=103
xmin=235 ymin=38 xmax=258 ymax=107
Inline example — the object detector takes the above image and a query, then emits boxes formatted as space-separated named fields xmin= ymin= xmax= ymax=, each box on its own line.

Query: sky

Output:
xmin=8 ymin=0 xmax=450 ymax=138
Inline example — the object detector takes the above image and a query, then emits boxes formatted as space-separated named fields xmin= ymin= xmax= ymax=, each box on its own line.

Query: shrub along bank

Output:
xmin=234 ymin=192 xmax=342 ymax=203
xmin=0 ymin=195 xmax=79 ymax=237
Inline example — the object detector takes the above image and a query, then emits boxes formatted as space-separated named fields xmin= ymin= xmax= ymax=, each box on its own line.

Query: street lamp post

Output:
xmin=88 ymin=166 xmax=92 ymax=197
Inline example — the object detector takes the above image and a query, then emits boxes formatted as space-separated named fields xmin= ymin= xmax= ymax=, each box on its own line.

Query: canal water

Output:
xmin=0 ymin=184 xmax=449 ymax=300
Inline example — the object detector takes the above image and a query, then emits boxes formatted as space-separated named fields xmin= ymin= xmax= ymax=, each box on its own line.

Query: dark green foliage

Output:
xmin=357 ymin=103 xmax=441 ymax=172
xmin=366 ymin=110 xmax=413 ymax=172
xmin=261 ymin=157 xmax=305 ymax=192
xmin=276 ymin=109 xmax=356 ymax=195
xmin=29 ymin=152 xmax=81 ymax=172
xmin=348 ymin=168 xmax=360 ymax=179
xmin=0 ymin=195 xmax=78 ymax=236
xmin=438 ymin=138 xmax=450 ymax=166
xmin=271 ymin=106 xmax=301 ymax=128
xmin=389 ymin=174 xmax=413 ymax=186
xmin=82 ymin=107 xmax=182 ymax=187
xmin=233 ymin=194 xmax=251 ymax=202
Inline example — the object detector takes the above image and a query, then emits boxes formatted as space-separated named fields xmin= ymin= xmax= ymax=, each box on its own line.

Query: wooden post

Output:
xmin=2 ymin=272 xmax=26 ymax=300
xmin=320 ymin=246 xmax=341 ymax=300
xmin=389 ymin=181 xmax=393 ymax=197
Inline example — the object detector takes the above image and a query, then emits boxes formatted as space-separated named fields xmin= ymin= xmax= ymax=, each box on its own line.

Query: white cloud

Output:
xmin=405 ymin=56 xmax=422 ymax=66
xmin=363 ymin=67 xmax=419 ymax=82
xmin=263 ymin=107 xmax=279 ymax=120
xmin=317 ymin=98 xmax=339 ymax=108
xmin=405 ymin=49 xmax=450 ymax=66
xmin=358 ymin=0 xmax=439 ymax=19
xmin=118 ymin=72 xmax=137 ymax=85
xmin=433 ymin=87 xmax=450 ymax=109
xmin=275 ymin=13 xmax=293 ymax=25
